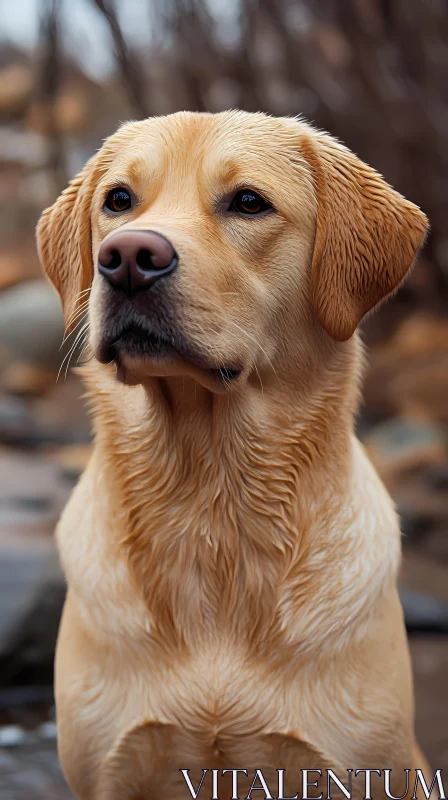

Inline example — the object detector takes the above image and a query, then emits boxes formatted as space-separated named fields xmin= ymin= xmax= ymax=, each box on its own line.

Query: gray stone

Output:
xmin=37 ymin=722 xmax=58 ymax=742
xmin=0 ymin=726 xmax=26 ymax=747
xmin=0 ymin=280 xmax=63 ymax=368
xmin=0 ymin=450 xmax=68 ymax=661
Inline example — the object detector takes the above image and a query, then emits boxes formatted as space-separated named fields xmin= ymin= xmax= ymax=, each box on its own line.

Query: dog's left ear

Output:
xmin=36 ymin=154 xmax=99 ymax=326
xmin=301 ymin=130 xmax=429 ymax=341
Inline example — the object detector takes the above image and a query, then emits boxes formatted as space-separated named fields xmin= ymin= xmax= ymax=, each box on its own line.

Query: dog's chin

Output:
xmin=113 ymin=353 xmax=239 ymax=393
xmin=97 ymin=330 xmax=243 ymax=393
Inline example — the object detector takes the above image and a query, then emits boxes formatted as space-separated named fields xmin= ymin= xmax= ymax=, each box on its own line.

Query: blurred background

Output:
xmin=0 ymin=0 xmax=447 ymax=796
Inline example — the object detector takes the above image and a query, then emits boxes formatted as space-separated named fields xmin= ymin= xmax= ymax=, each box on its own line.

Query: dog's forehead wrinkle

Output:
xmin=102 ymin=110 xmax=308 ymax=193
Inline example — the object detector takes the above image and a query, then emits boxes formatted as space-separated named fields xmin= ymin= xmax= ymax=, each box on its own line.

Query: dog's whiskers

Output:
xmin=63 ymin=290 xmax=91 ymax=334
xmin=57 ymin=321 xmax=90 ymax=382
xmin=60 ymin=305 xmax=90 ymax=350
xmin=76 ymin=336 xmax=93 ymax=367
xmin=66 ymin=288 xmax=91 ymax=318
xmin=65 ymin=301 xmax=89 ymax=331
xmin=65 ymin=324 xmax=91 ymax=379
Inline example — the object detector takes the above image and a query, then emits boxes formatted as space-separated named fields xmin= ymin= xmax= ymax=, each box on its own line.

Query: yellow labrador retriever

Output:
xmin=37 ymin=111 xmax=430 ymax=799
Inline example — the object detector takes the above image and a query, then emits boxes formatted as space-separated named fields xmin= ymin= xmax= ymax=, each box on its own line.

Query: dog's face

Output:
xmin=37 ymin=111 xmax=427 ymax=392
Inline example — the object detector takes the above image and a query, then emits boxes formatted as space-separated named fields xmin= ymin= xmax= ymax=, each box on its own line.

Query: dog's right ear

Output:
xmin=36 ymin=154 xmax=99 ymax=326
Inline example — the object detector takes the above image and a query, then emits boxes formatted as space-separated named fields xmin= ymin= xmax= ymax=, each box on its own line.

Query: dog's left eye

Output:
xmin=228 ymin=190 xmax=272 ymax=216
xmin=104 ymin=188 xmax=132 ymax=213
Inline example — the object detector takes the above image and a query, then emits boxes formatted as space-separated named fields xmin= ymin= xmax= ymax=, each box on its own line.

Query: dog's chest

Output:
xmin=60 ymin=482 xmax=308 ymax=653
xmin=58 ymin=468 xmax=367 ymax=651
xmin=113 ymin=481 xmax=308 ymax=649
xmin=59 ymin=437 xmax=399 ymax=657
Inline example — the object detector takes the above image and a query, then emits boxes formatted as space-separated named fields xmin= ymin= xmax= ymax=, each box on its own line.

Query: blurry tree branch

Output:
xmin=92 ymin=0 xmax=150 ymax=118
xmin=37 ymin=0 xmax=67 ymax=193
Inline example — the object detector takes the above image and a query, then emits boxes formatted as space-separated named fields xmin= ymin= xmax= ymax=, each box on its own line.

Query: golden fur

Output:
xmin=37 ymin=111 xmax=430 ymax=799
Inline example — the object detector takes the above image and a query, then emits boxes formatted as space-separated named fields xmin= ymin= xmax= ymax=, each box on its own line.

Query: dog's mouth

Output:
xmin=97 ymin=324 xmax=242 ymax=390
xmin=102 ymin=326 xmax=174 ymax=362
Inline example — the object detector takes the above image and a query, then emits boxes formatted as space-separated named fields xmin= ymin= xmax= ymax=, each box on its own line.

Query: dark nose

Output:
xmin=97 ymin=230 xmax=177 ymax=293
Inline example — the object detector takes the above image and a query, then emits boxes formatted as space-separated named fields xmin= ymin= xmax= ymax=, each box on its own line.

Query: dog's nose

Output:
xmin=97 ymin=230 xmax=177 ymax=293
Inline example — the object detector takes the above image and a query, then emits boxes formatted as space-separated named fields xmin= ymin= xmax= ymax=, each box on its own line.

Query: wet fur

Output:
xmin=37 ymin=111 xmax=430 ymax=798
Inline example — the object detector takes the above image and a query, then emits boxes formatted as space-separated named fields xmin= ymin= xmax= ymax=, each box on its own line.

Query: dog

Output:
xmin=37 ymin=111 xmax=430 ymax=799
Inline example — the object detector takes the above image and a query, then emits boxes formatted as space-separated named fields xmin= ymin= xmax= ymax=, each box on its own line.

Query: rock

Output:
xmin=2 ymin=364 xmax=58 ymax=396
xmin=0 ymin=376 xmax=90 ymax=448
xmin=30 ymin=377 xmax=91 ymax=445
xmin=0 ymin=725 xmax=26 ymax=747
xmin=0 ymin=542 xmax=65 ymax=667
xmin=37 ymin=722 xmax=58 ymax=742
xmin=0 ymin=450 xmax=69 ymax=663
xmin=364 ymin=314 xmax=448 ymax=423
xmin=0 ymin=448 xmax=72 ymax=535
xmin=0 ymin=736 xmax=73 ymax=797
xmin=364 ymin=417 xmax=446 ymax=486
xmin=0 ymin=280 xmax=64 ymax=370
xmin=409 ymin=637 xmax=448 ymax=769
xmin=400 ymin=587 xmax=448 ymax=633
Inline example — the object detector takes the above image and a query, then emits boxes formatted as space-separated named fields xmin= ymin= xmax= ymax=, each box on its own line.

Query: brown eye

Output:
xmin=229 ymin=189 xmax=272 ymax=216
xmin=105 ymin=188 xmax=132 ymax=213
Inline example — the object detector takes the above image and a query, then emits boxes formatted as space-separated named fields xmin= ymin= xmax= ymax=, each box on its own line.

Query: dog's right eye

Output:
xmin=104 ymin=188 xmax=132 ymax=213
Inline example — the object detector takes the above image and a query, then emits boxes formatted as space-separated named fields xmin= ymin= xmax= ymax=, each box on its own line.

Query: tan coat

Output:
xmin=37 ymin=111 xmax=430 ymax=799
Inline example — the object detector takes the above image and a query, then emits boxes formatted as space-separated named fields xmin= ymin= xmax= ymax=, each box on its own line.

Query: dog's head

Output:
xmin=37 ymin=111 xmax=428 ymax=392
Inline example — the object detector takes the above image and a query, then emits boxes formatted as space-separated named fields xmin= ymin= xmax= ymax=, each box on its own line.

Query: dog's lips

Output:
xmin=97 ymin=325 xmax=242 ymax=390
xmin=98 ymin=326 xmax=173 ymax=364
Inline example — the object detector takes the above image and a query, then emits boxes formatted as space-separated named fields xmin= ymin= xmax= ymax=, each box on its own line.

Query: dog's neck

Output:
xmin=82 ymin=337 xmax=361 ymax=648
